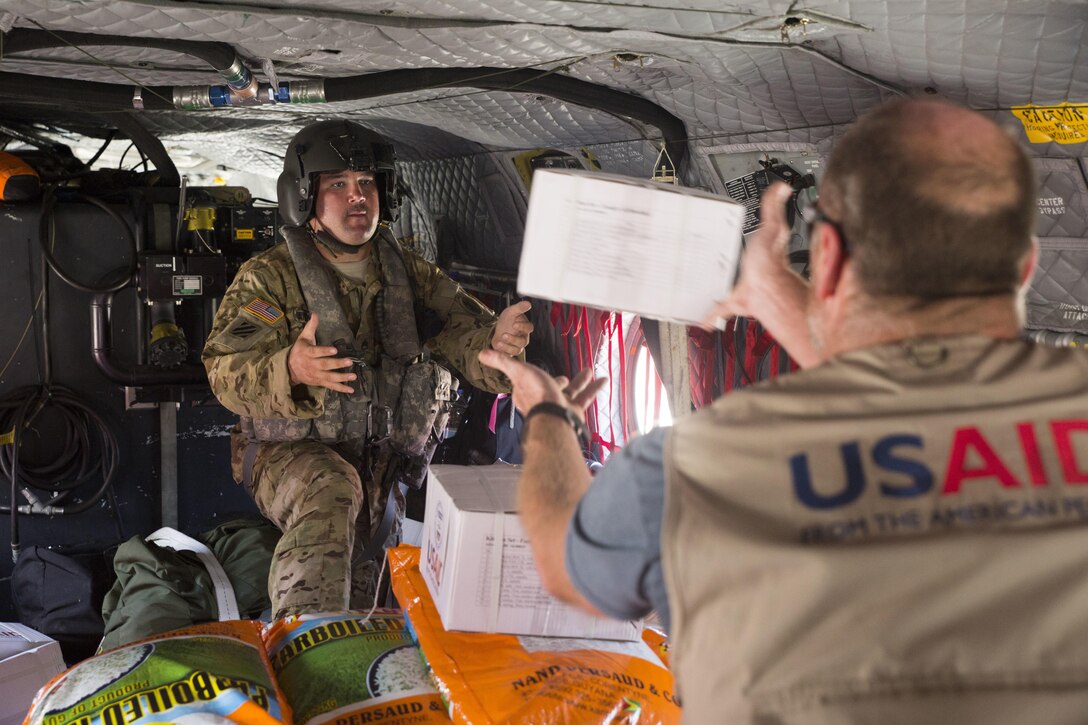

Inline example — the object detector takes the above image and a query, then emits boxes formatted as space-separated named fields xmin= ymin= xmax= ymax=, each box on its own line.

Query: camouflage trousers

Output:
xmin=234 ymin=437 xmax=403 ymax=619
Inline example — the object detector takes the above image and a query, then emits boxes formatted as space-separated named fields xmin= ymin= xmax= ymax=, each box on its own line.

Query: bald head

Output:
xmin=821 ymin=98 xmax=1035 ymax=301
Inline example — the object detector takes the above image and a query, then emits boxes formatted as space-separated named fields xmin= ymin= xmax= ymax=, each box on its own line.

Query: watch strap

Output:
xmin=524 ymin=401 xmax=591 ymax=449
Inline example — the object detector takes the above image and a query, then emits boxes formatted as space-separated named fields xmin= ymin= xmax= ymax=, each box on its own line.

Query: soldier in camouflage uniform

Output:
xmin=203 ymin=121 xmax=531 ymax=618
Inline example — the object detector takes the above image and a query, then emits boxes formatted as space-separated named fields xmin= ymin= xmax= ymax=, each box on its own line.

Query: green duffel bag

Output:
xmin=100 ymin=518 xmax=280 ymax=652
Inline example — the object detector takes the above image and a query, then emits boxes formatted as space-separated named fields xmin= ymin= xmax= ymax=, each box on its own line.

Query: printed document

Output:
xmin=517 ymin=169 xmax=745 ymax=326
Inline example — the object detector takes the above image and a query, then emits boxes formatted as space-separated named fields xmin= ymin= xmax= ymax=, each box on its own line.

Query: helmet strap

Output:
xmin=308 ymin=226 xmax=365 ymax=257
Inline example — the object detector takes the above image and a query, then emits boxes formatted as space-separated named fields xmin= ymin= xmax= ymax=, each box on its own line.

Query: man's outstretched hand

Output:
xmin=287 ymin=313 xmax=357 ymax=393
xmin=480 ymin=344 xmax=608 ymax=619
xmin=479 ymin=349 xmax=606 ymax=417
xmin=492 ymin=300 xmax=534 ymax=357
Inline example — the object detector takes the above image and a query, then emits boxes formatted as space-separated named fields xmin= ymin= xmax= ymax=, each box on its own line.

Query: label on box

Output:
xmin=173 ymin=275 xmax=203 ymax=296
xmin=476 ymin=534 xmax=549 ymax=610
xmin=425 ymin=497 xmax=450 ymax=592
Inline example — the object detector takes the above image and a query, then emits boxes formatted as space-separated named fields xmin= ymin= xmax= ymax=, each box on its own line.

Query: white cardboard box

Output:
xmin=517 ymin=168 xmax=745 ymax=327
xmin=421 ymin=463 xmax=642 ymax=641
xmin=0 ymin=623 xmax=65 ymax=725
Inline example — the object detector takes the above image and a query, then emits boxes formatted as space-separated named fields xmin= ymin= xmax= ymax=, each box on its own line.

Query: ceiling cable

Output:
xmin=23 ymin=21 xmax=176 ymax=108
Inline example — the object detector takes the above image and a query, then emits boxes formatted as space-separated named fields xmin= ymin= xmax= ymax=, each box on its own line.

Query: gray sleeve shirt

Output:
xmin=564 ymin=426 xmax=671 ymax=632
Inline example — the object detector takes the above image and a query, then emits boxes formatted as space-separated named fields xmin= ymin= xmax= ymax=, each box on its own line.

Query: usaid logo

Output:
xmin=791 ymin=420 xmax=1088 ymax=510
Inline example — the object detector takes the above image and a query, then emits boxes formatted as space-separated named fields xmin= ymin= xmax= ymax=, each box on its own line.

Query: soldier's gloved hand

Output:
xmin=287 ymin=312 xmax=357 ymax=394
xmin=492 ymin=300 xmax=534 ymax=357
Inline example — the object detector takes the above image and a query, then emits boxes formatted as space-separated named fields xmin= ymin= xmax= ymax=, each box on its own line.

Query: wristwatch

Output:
xmin=525 ymin=401 xmax=591 ymax=449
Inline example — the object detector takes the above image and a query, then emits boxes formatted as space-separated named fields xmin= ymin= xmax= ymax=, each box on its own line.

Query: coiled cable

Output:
xmin=38 ymin=188 xmax=136 ymax=294
xmin=2 ymin=187 xmax=130 ymax=561
xmin=0 ymin=385 xmax=120 ymax=561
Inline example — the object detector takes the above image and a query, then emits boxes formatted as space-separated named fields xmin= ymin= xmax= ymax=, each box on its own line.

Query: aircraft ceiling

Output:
xmin=0 ymin=0 xmax=1084 ymax=186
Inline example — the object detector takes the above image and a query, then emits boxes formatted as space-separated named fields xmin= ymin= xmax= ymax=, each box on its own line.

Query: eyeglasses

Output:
xmin=801 ymin=202 xmax=850 ymax=255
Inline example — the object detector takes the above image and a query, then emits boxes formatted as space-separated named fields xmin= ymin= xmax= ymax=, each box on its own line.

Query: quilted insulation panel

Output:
xmin=2 ymin=0 xmax=1084 ymax=167
xmin=0 ymin=0 xmax=1085 ymax=330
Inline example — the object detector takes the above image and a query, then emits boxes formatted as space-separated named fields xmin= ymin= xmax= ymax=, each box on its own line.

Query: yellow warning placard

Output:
xmin=1011 ymin=103 xmax=1088 ymax=144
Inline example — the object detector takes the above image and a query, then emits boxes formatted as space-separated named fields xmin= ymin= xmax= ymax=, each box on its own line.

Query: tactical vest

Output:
xmin=240 ymin=226 xmax=452 ymax=486
xmin=662 ymin=337 xmax=1088 ymax=723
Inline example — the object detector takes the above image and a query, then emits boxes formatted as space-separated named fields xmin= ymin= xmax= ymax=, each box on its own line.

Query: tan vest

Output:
xmin=663 ymin=337 xmax=1088 ymax=724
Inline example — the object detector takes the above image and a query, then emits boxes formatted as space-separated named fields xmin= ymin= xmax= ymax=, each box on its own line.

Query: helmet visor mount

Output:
xmin=299 ymin=132 xmax=394 ymax=194
xmin=328 ymin=131 xmax=395 ymax=177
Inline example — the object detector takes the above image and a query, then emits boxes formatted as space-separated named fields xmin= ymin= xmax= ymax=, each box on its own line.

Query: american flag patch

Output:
xmin=243 ymin=297 xmax=284 ymax=325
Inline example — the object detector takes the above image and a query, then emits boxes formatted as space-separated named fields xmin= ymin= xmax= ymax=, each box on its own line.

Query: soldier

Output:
xmin=483 ymin=98 xmax=1088 ymax=722
xmin=204 ymin=120 xmax=531 ymax=618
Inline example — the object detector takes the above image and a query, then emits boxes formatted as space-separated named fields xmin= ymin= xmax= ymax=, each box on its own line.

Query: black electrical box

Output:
xmin=138 ymin=253 xmax=229 ymax=302
xmin=226 ymin=206 xmax=278 ymax=245
xmin=211 ymin=205 xmax=280 ymax=270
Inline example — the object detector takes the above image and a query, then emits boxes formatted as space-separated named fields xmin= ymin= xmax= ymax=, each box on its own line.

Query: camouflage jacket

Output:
xmin=202 ymin=238 xmax=510 ymax=429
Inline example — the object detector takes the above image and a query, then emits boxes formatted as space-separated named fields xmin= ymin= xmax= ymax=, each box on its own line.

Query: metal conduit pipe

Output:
xmin=0 ymin=98 xmax=179 ymax=185
xmin=91 ymin=291 xmax=208 ymax=386
xmin=326 ymin=69 xmax=689 ymax=168
xmin=0 ymin=72 xmax=169 ymax=109
xmin=100 ymin=111 xmax=181 ymax=187
xmin=2 ymin=29 xmax=260 ymax=102
xmin=0 ymin=66 xmax=689 ymax=168
xmin=1024 ymin=330 xmax=1088 ymax=348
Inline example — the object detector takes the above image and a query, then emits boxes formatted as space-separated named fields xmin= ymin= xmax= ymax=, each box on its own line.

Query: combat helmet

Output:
xmin=277 ymin=120 xmax=398 ymax=226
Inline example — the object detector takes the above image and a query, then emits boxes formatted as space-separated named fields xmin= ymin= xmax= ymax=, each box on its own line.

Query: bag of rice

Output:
xmin=23 ymin=621 xmax=288 ymax=725
xmin=388 ymin=546 xmax=682 ymax=724
xmin=262 ymin=610 xmax=449 ymax=725
xmin=640 ymin=627 xmax=670 ymax=670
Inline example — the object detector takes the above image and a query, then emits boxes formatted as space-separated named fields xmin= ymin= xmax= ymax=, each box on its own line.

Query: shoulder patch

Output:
xmin=229 ymin=318 xmax=260 ymax=339
xmin=243 ymin=297 xmax=284 ymax=325
xmin=212 ymin=311 xmax=277 ymax=353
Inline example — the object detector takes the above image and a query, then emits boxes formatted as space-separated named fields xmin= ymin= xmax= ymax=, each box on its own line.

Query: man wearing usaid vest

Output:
xmin=481 ymin=98 xmax=1088 ymax=723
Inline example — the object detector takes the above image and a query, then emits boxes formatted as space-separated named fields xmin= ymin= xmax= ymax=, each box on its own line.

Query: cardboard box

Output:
xmin=0 ymin=623 xmax=65 ymax=725
xmin=421 ymin=463 xmax=642 ymax=641
xmin=518 ymin=168 xmax=745 ymax=327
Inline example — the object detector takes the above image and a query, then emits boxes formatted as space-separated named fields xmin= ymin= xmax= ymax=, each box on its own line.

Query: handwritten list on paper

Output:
xmin=518 ymin=169 xmax=745 ymax=326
